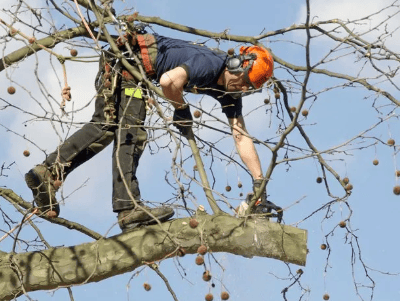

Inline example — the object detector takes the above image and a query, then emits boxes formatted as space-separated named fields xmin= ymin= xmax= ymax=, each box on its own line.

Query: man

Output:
xmin=25 ymin=29 xmax=274 ymax=231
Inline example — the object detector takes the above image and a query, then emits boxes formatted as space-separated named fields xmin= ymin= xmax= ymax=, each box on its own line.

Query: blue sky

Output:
xmin=1 ymin=0 xmax=400 ymax=300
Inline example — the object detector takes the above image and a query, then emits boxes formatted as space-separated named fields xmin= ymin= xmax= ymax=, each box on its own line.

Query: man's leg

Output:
xmin=25 ymin=95 xmax=115 ymax=217
xmin=112 ymin=89 xmax=174 ymax=230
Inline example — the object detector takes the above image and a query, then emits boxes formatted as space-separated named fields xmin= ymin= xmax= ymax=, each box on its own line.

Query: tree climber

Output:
xmin=25 ymin=23 xmax=281 ymax=231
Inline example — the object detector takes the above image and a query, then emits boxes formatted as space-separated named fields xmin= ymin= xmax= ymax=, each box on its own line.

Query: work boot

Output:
xmin=246 ymin=192 xmax=283 ymax=223
xmin=118 ymin=204 xmax=174 ymax=231
xmin=25 ymin=165 xmax=61 ymax=218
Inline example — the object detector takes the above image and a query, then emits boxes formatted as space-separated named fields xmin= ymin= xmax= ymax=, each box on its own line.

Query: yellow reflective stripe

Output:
xmin=125 ymin=88 xmax=142 ymax=99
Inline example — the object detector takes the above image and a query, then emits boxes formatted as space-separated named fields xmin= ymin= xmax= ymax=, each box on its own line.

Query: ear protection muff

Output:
xmin=225 ymin=53 xmax=260 ymax=99
xmin=226 ymin=53 xmax=257 ymax=74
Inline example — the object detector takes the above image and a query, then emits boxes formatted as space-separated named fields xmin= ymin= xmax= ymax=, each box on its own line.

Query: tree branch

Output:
xmin=0 ymin=214 xmax=307 ymax=300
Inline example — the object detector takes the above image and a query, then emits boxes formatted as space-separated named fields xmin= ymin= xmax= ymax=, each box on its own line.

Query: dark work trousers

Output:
xmin=44 ymin=86 xmax=148 ymax=212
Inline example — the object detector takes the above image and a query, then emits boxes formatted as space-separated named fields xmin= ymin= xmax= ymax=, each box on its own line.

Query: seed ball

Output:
xmin=345 ymin=183 xmax=353 ymax=191
xmin=7 ymin=86 xmax=16 ymax=94
xmin=53 ymin=180 xmax=62 ymax=189
xmin=221 ymin=291 xmax=230 ymax=300
xmin=28 ymin=37 xmax=35 ymax=44
xmin=195 ymin=255 xmax=204 ymax=265
xmin=373 ymin=159 xmax=379 ymax=166
xmin=23 ymin=150 xmax=30 ymax=157
xmin=316 ymin=177 xmax=322 ymax=183
xmin=275 ymin=92 xmax=280 ymax=100
xmin=202 ymin=270 xmax=212 ymax=282
xmin=343 ymin=177 xmax=349 ymax=185
xmin=320 ymin=243 xmax=327 ymax=250
xmin=227 ymin=48 xmax=235 ymax=56
xmin=193 ymin=110 xmax=202 ymax=118
xmin=339 ymin=221 xmax=346 ymax=228
xmin=388 ymin=138 xmax=395 ymax=146
xmin=239 ymin=192 xmax=243 ymax=197
xmin=301 ymin=110 xmax=309 ymax=117
xmin=225 ymin=185 xmax=231 ymax=192
xmin=205 ymin=293 xmax=214 ymax=301
xmin=237 ymin=182 xmax=243 ymax=188
xmin=46 ymin=210 xmax=58 ymax=218
xmin=143 ymin=283 xmax=151 ymax=291
xmin=296 ymin=269 xmax=303 ymax=274
xmin=290 ymin=106 xmax=296 ymax=113
xmin=177 ymin=248 xmax=186 ymax=257
xmin=264 ymin=98 xmax=270 ymax=104
xmin=189 ymin=218 xmax=199 ymax=228
xmin=396 ymin=170 xmax=400 ymax=177
xmin=193 ymin=165 xmax=198 ymax=171
xmin=393 ymin=185 xmax=400 ymax=195
xmin=70 ymin=49 xmax=78 ymax=57
xmin=323 ymin=294 xmax=330 ymax=300
xmin=197 ymin=245 xmax=207 ymax=255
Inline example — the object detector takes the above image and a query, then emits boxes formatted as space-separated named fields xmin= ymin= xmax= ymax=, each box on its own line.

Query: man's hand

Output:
xmin=173 ymin=106 xmax=193 ymax=136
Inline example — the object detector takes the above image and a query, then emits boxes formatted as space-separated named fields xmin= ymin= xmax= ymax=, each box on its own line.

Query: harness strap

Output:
xmin=136 ymin=34 xmax=156 ymax=77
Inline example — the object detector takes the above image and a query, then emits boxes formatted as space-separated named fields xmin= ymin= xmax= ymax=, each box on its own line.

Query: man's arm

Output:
xmin=228 ymin=116 xmax=263 ymax=180
xmin=159 ymin=66 xmax=188 ymax=109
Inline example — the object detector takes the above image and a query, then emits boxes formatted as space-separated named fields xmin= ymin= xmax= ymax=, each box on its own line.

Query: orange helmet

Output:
xmin=239 ymin=46 xmax=274 ymax=89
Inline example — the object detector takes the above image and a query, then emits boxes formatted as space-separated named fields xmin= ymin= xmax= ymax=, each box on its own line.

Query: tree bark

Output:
xmin=0 ymin=213 xmax=307 ymax=300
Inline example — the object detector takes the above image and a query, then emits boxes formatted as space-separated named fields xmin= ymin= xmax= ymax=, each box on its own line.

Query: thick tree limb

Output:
xmin=0 ymin=214 xmax=307 ymax=300
xmin=0 ymin=24 xmax=87 ymax=72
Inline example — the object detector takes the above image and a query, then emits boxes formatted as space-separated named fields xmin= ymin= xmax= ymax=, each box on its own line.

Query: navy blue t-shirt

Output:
xmin=154 ymin=34 xmax=242 ymax=118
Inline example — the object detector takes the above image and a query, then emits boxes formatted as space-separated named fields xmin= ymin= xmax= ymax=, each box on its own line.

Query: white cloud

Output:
xmin=297 ymin=0 xmax=400 ymax=47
